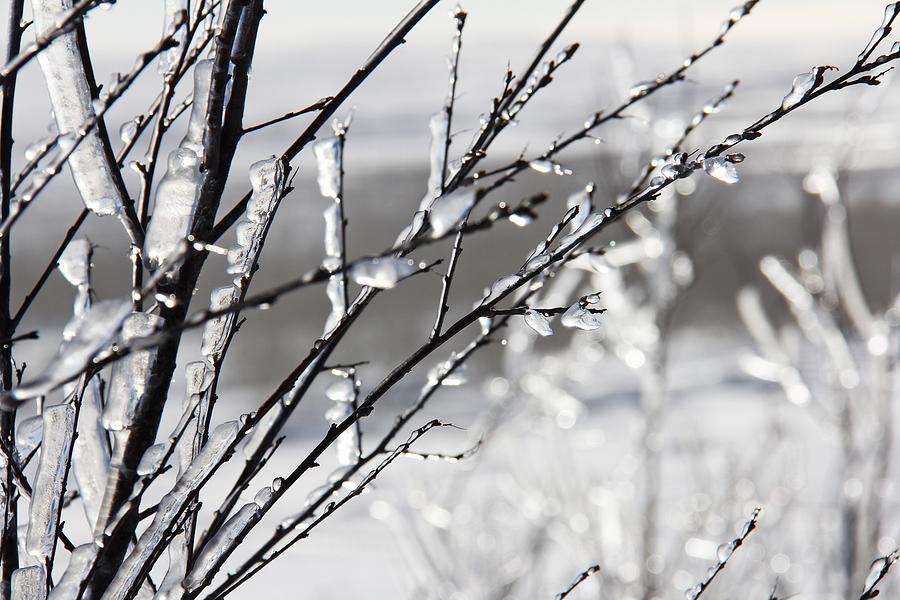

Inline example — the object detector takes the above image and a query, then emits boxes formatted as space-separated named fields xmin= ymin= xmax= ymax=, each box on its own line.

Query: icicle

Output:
xmin=15 ymin=416 xmax=43 ymax=456
xmin=154 ymin=362 xmax=210 ymax=600
xmin=8 ymin=300 xmax=131 ymax=402
xmin=12 ymin=565 xmax=46 ymax=600
xmin=71 ymin=378 xmax=109 ymax=527
xmin=524 ymin=310 xmax=554 ymax=336
xmin=57 ymin=238 xmax=91 ymax=289
xmin=428 ymin=188 xmax=476 ymax=238
xmin=47 ymin=543 xmax=99 ymax=600
xmin=180 ymin=60 xmax=213 ymax=161
xmin=181 ymin=483 xmax=275 ymax=593
xmin=102 ymin=312 xmax=164 ymax=432
xmin=424 ymin=111 xmax=449 ymax=203
xmin=200 ymin=285 xmax=238 ymax=360
xmin=314 ymin=138 xmax=342 ymax=199
xmin=349 ymin=257 xmax=418 ymax=289
xmin=144 ymin=60 xmax=214 ymax=269
xmin=321 ymin=199 xmax=346 ymax=335
xmin=225 ymin=157 xmax=285 ymax=287
xmin=159 ymin=0 xmax=187 ymax=75
xmin=103 ymin=420 xmax=245 ymax=600
xmin=325 ymin=401 xmax=359 ymax=466
xmin=565 ymin=184 xmax=593 ymax=231
xmin=143 ymin=148 xmax=202 ymax=270
xmin=30 ymin=0 xmax=126 ymax=217
xmin=26 ymin=404 xmax=76 ymax=561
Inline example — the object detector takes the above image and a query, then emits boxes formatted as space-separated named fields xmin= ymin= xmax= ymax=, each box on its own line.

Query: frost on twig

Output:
xmin=29 ymin=0 xmax=129 ymax=220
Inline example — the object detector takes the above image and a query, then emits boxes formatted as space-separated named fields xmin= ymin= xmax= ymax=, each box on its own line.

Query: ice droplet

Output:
xmin=136 ymin=443 xmax=167 ymax=476
xmin=864 ymin=557 xmax=889 ymax=591
xmin=684 ymin=584 xmax=702 ymax=600
xmin=482 ymin=274 xmax=520 ymax=303
xmin=523 ymin=310 xmax=553 ymax=336
xmin=118 ymin=119 xmax=138 ymax=145
xmin=629 ymin=80 xmax=655 ymax=97
xmin=781 ymin=71 xmax=817 ymax=110
xmin=560 ymin=302 xmax=603 ymax=331
xmin=703 ymin=157 xmax=739 ymax=184
xmin=716 ymin=541 xmax=735 ymax=562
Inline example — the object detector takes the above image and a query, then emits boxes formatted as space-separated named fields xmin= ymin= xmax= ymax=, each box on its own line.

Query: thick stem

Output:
xmin=0 ymin=1 xmax=24 ymax=596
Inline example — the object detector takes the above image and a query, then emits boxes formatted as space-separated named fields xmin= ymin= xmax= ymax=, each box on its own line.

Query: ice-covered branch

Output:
xmin=684 ymin=507 xmax=761 ymax=599
xmin=554 ymin=564 xmax=600 ymax=600
xmin=27 ymin=0 xmax=144 ymax=243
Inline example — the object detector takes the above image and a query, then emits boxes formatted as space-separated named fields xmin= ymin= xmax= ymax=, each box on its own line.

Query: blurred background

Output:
xmin=7 ymin=1 xmax=900 ymax=598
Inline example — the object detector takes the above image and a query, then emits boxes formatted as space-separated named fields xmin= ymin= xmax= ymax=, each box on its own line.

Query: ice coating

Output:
xmin=72 ymin=377 xmax=110 ymax=528
xmin=200 ymin=285 xmax=238 ymax=359
xmin=565 ymin=186 xmax=593 ymax=231
xmin=349 ymin=257 xmax=418 ymax=289
xmin=102 ymin=312 xmax=164 ymax=432
xmin=481 ymin=274 xmax=521 ymax=304
xmin=46 ymin=543 xmax=99 ymax=600
xmin=560 ymin=302 xmax=603 ymax=331
xmin=9 ymin=300 xmax=131 ymax=402
xmin=103 ymin=420 xmax=243 ymax=600
xmin=703 ymin=156 xmax=739 ymax=184
xmin=179 ymin=60 xmax=213 ymax=162
xmin=429 ymin=188 xmax=476 ymax=238
xmin=781 ymin=70 xmax=817 ymax=111
xmin=15 ymin=415 xmax=43 ymax=456
xmin=143 ymin=148 xmax=203 ymax=269
xmin=30 ymin=0 xmax=125 ymax=217
xmin=425 ymin=111 xmax=449 ymax=202
xmin=26 ymin=404 xmax=76 ymax=561
xmin=325 ymin=401 xmax=358 ymax=466
xmin=154 ymin=362 xmax=210 ymax=600
xmin=314 ymin=137 xmax=342 ymax=199
xmin=181 ymin=482 xmax=274 ymax=593
xmin=57 ymin=238 xmax=92 ymax=288
xmin=226 ymin=158 xmax=285 ymax=285
xmin=159 ymin=0 xmax=188 ymax=75
xmin=11 ymin=565 xmax=46 ymax=600
xmin=144 ymin=60 xmax=216 ymax=269
xmin=524 ymin=310 xmax=554 ymax=336
xmin=136 ymin=443 xmax=167 ymax=476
